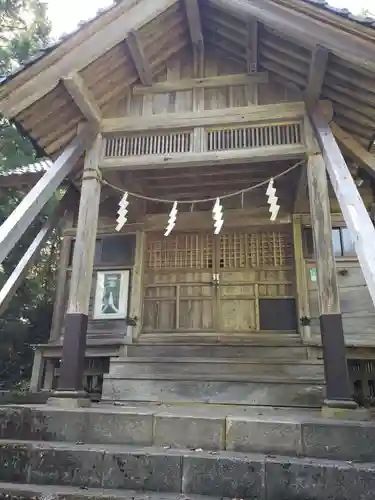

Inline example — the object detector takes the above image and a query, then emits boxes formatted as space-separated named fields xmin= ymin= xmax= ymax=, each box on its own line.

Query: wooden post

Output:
xmin=29 ymin=349 xmax=44 ymax=392
xmin=292 ymin=214 xmax=311 ymax=342
xmin=129 ymin=230 xmax=146 ymax=340
xmin=56 ymin=134 xmax=102 ymax=398
xmin=306 ymin=124 xmax=356 ymax=408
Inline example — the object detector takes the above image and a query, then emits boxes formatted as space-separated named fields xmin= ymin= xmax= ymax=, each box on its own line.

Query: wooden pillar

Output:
xmin=292 ymin=214 xmax=311 ymax=342
xmin=129 ymin=230 xmax=146 ymax=340
xmin=56 ymin=134 xmax=102 ymax=396
xmin=307 ymin=147 xmax=355 ymax=408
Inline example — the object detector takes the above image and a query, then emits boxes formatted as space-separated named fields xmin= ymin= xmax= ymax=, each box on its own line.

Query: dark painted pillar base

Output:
xmin=55 ymin=313 xmax=88 ymax=396
xmin=320 ymin=313 xmax=357 ymax=408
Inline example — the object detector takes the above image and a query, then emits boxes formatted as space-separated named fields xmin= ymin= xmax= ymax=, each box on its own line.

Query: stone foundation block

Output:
xmin=102 ymin=448 xmax=182 ymax=492
xmin=85 ymin=410 xmax=153 ymax=446
xmin=29 ymin=444 xmax=104 ymax=488
xmin=153 ymin=413 xmax=225 ymax=450
xmin=226 ymin=416 xmax=302 ymax=456
xmin=302 ymin=420 xmax=375 ymax=462
xmin=265 ymin=455 xmax=375 ymax=500
xmin=0 ymin=442 xmax=30 ymax=483
xmin=182 ymin=451 xmax=264 ymax=498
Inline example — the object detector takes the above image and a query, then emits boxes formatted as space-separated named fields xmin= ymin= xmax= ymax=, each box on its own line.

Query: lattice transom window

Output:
xmin=206 ymin=122 xmax=302 ymax=152
xmin=146 ymin=233 xmax=213 ymax=269
xmin=104 ymin=131 xmax=192 ymax=157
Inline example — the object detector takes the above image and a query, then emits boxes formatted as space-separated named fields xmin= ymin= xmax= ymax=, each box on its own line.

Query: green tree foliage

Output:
xmin=0 ymin=0 xmax=59 ymax=389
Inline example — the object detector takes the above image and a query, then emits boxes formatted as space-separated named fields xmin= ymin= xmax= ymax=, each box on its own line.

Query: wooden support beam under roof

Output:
xmin=126 ymin=30 xmax=153 ymax=86
xmin=0 ymin=188 xmax=75 ymax=316
xmin=305 ymin=45 xmax=329 ymax=109
xmin=0 ymin=0 xmax=176 ymax=118
xmin=101 ymin=143 xmax=306 ymax=170
xmin=310 ymin=108 xmax=375 ymax=307
xmin=132 ymin=72 xmax=268 ymax=95
xmin=330 ymin=122 xmax=375 ymax=180
xmin=62 ymin=73 xmax=101 ymax=127
xmin=183 ymin=0 xmax=203 ymax=46
xmin=208 ymin=0 xmax=375 ymax=73
xmin=0 ymin=127 xmax=93 ymax=266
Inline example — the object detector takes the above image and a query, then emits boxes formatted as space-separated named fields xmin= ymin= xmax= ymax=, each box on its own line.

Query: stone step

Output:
xmin=1 ymin=405 xmax=374 ymax=462
xmin=1 ymin=440 xmax=374 ymax=499
xmin=109 ymin=357 xmax=324 ymax=379
xmin=0 ymin=483 xmax=225 ymax=500
xmin=127 ymin=344 xmax=308 ymax=359
xmin=102 ymin=376 xmax=323 ymax=407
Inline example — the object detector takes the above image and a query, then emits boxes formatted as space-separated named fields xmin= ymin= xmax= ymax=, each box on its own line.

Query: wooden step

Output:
xmin=102 ymin=376 xmax=323 ymax=407
xmin=127 ymin=343 xmax=308 ymax=359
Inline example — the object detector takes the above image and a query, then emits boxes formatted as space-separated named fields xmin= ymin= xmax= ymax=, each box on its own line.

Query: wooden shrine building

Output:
xmin=1 ymin=0 xmax=375 ymax=409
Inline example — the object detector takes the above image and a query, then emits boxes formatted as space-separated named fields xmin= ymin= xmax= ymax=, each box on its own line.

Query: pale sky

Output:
xmin=47 ymin=0 xmax=374 ymax=37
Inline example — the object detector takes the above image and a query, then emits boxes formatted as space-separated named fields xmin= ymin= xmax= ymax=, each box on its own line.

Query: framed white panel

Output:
xmin=93 ymin=270 xmax=130 ymax=320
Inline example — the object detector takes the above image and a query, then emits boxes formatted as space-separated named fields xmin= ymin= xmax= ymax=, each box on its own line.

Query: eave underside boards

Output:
xmin=11 ymin=2 xmax=190 ymax=157
xmin=3 ymin=0 xmax=375 ymax=157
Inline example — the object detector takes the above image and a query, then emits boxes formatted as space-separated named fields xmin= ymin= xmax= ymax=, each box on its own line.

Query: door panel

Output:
xmin=142 ymin=228 xmax=296 ymax=334
xmin=143 ymin=232 xmax=215 ymax=332
xmin=216 ymin=230 xmax=295 ymax=332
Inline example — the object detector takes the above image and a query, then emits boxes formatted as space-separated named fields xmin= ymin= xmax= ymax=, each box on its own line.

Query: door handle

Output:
xmin=211 ymin=273 xmax=220 ymax=286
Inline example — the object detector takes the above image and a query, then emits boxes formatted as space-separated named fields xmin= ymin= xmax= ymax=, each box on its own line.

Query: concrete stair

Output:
xmin=102 ymin=337 xmax=325 ymax=407
xmin=0 ymin=404 xmax=375 ymax=499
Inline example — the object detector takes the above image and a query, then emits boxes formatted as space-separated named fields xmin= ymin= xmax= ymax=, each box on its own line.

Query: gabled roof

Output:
xmin=0 ymin=0 xmax=374 ymax=160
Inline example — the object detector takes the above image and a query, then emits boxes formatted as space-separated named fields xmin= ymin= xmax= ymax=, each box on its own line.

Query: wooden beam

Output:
xmin=62 ymin=73 xmax=101 ymax=126
xmin=0 ymin=189 xmax=74 ymax=316
xmin=127 ymin=30 xmax=153 ymax=86
xmin=306 ymin=132 xmax=354 ymax=406
xmin=246 ymin=19 xmax=259 ymax=73
xmin=101 ymin=143 xmax=306 ymax=170
xmin=184 ymin=0 xmax=203 ymax=45
xmin=103 ymin=101 xmax=304 ymax=133
xmin=132 ymin=72 xmax=268 ymax=94
xmin=209 ymin=0 xmax=375 ymax=73
xmin=310 ymin=109 xmax=375 ymax=308
xmin=0 ymin=128 xmax=93 ymax=267
xmin=0 ymin=0 xmax=175 ymax=118
xmin=58 ymin=134 xmax=103 ymax=394
xmin=305 ymin=45 xmax=329 ymax=109
xmin=330 ymin=122 xmax=375 ymax=180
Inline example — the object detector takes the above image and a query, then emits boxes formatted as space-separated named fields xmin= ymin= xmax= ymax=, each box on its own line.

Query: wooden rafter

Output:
xmin=126 ymin=30 xmax=153 ymax=86
xmin=209 ymin=0 xmax=375 ymax=72
xmin=310 ymin=109 xmax=375 ymax=307
xmin=305 ymin=45 xmax=329 ymax=109
xmin=0 ymin=0 xmax=176 ymax=117
xmin=62 ymin=73 xmax=101 ymax=127
xmin=330 ymin=122 xmax=375 ymax=180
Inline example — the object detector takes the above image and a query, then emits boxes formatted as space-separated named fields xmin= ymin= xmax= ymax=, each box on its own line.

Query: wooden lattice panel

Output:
xmin=206 ymin=122 xmax=302 ymax=152
xmin=146 ymin=233 xmax=213 ymax=270
xmin=219 ymin=231 xmax=293 ymax=269
xmin=104 ymin=131 xmax=192 ymax=157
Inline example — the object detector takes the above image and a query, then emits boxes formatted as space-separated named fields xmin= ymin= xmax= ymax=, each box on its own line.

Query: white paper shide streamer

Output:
xmin=212 ymin=197 xmax=224 ymax=234
xmin=116 ymin=192 xmax=129 ymax=231
xmin=266 ymin=178 xmax=280 ymax=221
xmin=165 ymin=201 xmax=178 ymax=236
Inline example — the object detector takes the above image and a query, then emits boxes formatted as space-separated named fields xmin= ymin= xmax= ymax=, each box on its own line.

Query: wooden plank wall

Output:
xmin=103 ymin=47 xmax=302 ymax=119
